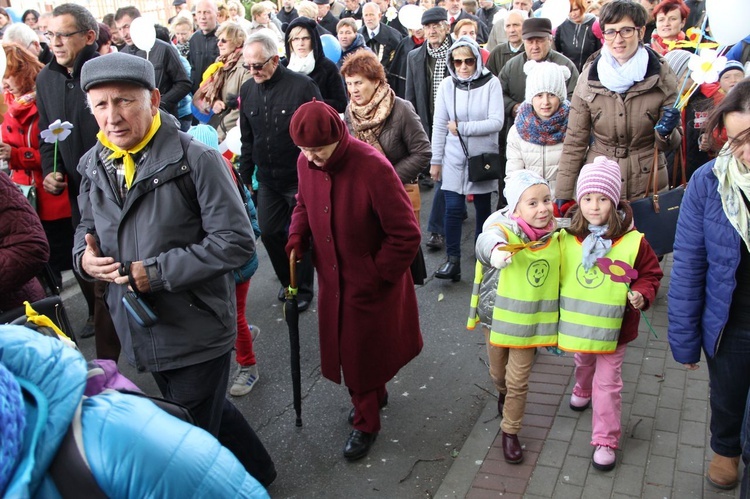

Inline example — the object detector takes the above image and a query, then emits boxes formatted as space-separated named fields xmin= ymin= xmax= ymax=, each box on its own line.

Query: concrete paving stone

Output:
xmin=650 ymin=310 xmax=669 ymax=327
xmin=519 ymin=438 xmax=545 ymax=454
xmin=612 ymin=463 xmax=646 ymax=496
xmin=526 ymin=391 xmax=563 ymax=406
xmin=685 ymin=379 xmax=709 ymax=400
xmin=568 ymin=430 xmax=595 ymax=458
xmin=641 ymin=355 xmax=667 ymax=376
xmin=547 ymin=416 xmax=577 ymax=442
xmin=523 ymin=414 xmax=554 ymax=428
xmin=637 ymin=374 xmax=664 ymax=396
xmin=478 ymin=458 xmax=534 ymax=480
xmin=524 ymin=402 xmax=558 ymax=417
xmin=621 ymin=401 xmax=633 ymax=421
xmin=680 ymin=421 xmax=708 ymax=447
xmin=470 ymin=474 xmax=527 ymax=494
xmin=530 ymin=363 xmax=573 ymax=376
xmin=528 ymin=372 xmax=571 ymax=386
xmin=524 ymin=465 xmax=559 ymax=497
xmin=620 ymin=436 xmax=650 ymax=465
xmin=627 ymin=416 xmax=654 ymax=440
xmin=662 ymin=367 xmax=686 ymax=389
xmin=672 ymin=471 xmax=706 ymax=499
xmin=645 ymin=337 xmax=669 ymax=350
xmin=654 ymin=407 xmax=681 ymax=432
xmin=631 ymin=393 xmax=659 ymax=417
xmin=629 ymin=332 xmax=648 ymax=348
xmin=623 ymin=346 xmax=645 ymax=365
xmin=687 ymin=364 xmax=710 ymax=382
xmin=621 ymin=363 xmax=641 ymax=383
xmin=682 ymin=397 xmax=708 ymax=423
xmin=611 ymin=494 xmax=641 ymax=499
xmin=580 ymin=470 xmax=615 ymax=498
xmin=656 ymin=386 xmax=682 ymax=410
xmin=677 ymin=444 xmax=706 ymax=474
xmin=645 ymin=347 xmax=667 ymax=359
xmin=532 ymin=383 xmax=566 ymax=396
xmin=575 ymin=411 xmax=593 ymax=432
xmin=559 ymin=455 xmax=590 ymax=487
xmin=551 ymin=482 xmax=584 ymax=498
xmin=702 ymin=485 xmax=741 ymax=498
xmin=536 ymin=439 xmax=569 ymax=468
xmin=621 ymin=384 xmax=636 ymax=404
xmin=650 ymin=430 xmax=678 ymax=458
xmin=518 ymin=425 xmax=549 ymax=441
xmin=644 ymin=454 xmax=675 ymax=487
xmin=640 ymin=483 xmax=671 ymax=499
xmin=466 ymin=487 xmax=518 ymax=499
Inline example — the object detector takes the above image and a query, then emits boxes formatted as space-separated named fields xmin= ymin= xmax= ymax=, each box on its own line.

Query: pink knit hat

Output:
xmin=576 ymin=156 xmax=622 ymax=205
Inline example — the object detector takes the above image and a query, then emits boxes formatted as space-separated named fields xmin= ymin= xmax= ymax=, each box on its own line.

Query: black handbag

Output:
xmin=453 ymin=87 xmax=503 ymax=183
xmin=631 ymin=149 xmax=686 ymax=256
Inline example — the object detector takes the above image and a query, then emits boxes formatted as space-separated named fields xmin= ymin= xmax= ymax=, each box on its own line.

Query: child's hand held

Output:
xmin=627 ymin=290 xmax=644 ymax=309
xmin=490 ymin=249 xmax=513 ymax=269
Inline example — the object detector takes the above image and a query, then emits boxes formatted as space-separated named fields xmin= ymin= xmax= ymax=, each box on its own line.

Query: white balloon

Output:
xmin=130 ymin=17 xmax=156 ymax=53
xmin=399 ymin=5 xmax=425 ymax=31
xmin=225 ymin=126 xmax=243 ymax=156
xmin=706 ymin=0 xmax=750 ymax=47
xmin=539 ymin=0 xmax=570 ymax=29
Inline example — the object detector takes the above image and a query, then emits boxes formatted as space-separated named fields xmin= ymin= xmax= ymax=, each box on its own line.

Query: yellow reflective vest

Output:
xmin=468 ymin=227 xmax=560 ymax=348
xmin=558 ymin=230 xmax=642 ymax=353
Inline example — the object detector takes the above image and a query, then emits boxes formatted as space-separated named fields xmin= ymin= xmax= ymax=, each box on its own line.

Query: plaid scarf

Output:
xmin=348 ymin=83 xmax=395 ymax=155
xmin=198 ymin=49 xmax=244 ymax=107
xmin=514 ymin=101 xmax=569 ymax=146
xmin=427 ymin=36 xmax=451 ymax=109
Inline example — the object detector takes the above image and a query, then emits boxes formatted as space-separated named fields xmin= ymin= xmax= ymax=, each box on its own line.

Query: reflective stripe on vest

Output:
xmin=489 ymin=229 xmax=560 ymax=348
xmin=558 ymin=230 xmax=642 ymax=353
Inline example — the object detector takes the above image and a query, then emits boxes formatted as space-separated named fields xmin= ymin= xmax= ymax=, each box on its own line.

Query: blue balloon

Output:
xmin=320 ymin=34 xmax=342 ymax=64
xmin=5 ymin=8 xmax=21 ymax=24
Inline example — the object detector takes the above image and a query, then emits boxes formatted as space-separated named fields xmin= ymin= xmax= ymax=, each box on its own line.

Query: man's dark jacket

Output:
xmin=238 ymin=64 xmax=322 ymax=189
xmin=450 ymin=10 xmax=488 ymax=44
xmin=318 ymin=11 xmax=340 ymax=35
xmin=121 ymin=39 xmax=191 ymax=117
xmin=188 ymin=27 xmax=219 ymax=92
xmin=360 ymin=22 xmax=403 ymax=74
xmin=36 ymin=43 xmax=100 ymax=225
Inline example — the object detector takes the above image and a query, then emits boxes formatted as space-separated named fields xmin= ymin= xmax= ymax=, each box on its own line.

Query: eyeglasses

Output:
xmin=602 ymin=26 xmax=639 ymax=41
xmin=45 ymin=29 xmax=87 ymax=40
xmin=290 ymin=36 xmax=311 ymax=43
xmin=243 ymin=55 xmax=274 ymax=71
xmin=452 ymin=57 xmax=476 ymax=67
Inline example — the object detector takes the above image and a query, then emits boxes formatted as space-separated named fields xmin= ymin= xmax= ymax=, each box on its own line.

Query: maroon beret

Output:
xmin=290 ymin=99 xmax=346 ymax=148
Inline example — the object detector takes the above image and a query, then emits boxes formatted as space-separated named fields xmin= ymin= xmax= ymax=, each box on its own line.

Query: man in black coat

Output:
xmin=277 ymin=0 xmax=299 ymax=30
xmin=476 ymin=0 xmax=499 ymax=33
xmin=239 ymin=31 xmax=322 ymax=311
xmin=373 ymin=0 xmax=408 ymax=36
xmin=340 ymin=0 xmax=363 ymax=20
xmin=361 ymin=2 xmax=403 ymax=78
xmin=314 ymin=0 xmax=341 ymax=35
xmin=189 ymin=0 xmax=220 ymax=92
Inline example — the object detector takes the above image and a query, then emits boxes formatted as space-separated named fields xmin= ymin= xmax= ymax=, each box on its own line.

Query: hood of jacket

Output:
xmin=343 ymin=33 xmax=367 ymax=56
xmin=284 ymin=17 xmax=324 ymax=62
xmin=447 ymin=36 xmax=491 ymax=84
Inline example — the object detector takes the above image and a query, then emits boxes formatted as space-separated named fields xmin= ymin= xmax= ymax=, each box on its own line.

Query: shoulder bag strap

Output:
xmin=453 ymin=86 xmax=469 ymax=158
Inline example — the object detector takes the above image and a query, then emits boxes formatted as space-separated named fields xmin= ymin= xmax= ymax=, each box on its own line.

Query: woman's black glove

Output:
xmin=226 ymin=94 xmax=239 ymax=110
xmin=654 ymin=107 xmax=680 ymax=137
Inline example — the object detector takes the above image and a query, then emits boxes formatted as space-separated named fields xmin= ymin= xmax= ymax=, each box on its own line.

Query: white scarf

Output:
xmin=713 ymin=145 xmax=750 ymax=251
xmin=288 ymin=52 xmax=315 ymax=75
xmin=596 ymin=44 xmax=649 ymax=93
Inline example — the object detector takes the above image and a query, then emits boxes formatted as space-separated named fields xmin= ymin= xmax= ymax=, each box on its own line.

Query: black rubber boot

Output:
xmin=435 ymin=256 xmax=461 ymax=282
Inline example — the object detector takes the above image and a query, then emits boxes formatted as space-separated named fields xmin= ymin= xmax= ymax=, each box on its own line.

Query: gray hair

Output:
xmin=52 ymin=3 xmax=99 ymax=38
xmin=3 ymin=23 xmax=38 ymax=48
xmin=245 ymin=30 xmax=278 ymax=57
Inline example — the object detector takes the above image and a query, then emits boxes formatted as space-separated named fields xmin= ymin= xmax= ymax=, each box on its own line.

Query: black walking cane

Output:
xmin=283 ymin=249 xmax=303 ymax=427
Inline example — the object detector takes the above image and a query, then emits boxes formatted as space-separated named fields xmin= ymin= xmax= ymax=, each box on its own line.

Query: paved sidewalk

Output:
xmin=437 ymin=257 xmax=744 ymax=498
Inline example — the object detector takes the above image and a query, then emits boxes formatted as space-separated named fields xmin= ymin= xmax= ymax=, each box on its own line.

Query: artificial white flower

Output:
xmin=688 ymin=49 xmax=727 ymax=85
xmin=40 ymin=119 xmax=74 ymax=144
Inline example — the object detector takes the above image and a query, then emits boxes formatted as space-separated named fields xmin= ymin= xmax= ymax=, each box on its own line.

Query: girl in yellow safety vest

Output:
xmin=468 ymin=170 xmax=560 ymax=465
xmin=559 ymin=157 xmax=662 ymax=472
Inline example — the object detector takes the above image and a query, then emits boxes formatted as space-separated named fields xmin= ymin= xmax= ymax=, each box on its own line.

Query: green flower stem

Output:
xmin=626 ymin=283 xmax=658 ymax=339
xmin=53 ymin=140 xmax=58 ymax=174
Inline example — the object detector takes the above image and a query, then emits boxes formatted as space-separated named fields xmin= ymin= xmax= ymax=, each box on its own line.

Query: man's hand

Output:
xmin=43 ymin=172 xmax=67 ymax=195
xmin=81 ymin=233 xmax=120 ymax=281
xmin=430 ymin=164 xmax=442 ymax=182
xmin=114 ymin=260 xmax=151 ymax=293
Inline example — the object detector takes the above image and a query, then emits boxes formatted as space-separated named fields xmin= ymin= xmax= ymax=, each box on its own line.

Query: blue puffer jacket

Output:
xmin=667 ymin=159 xmax=742 ymax=364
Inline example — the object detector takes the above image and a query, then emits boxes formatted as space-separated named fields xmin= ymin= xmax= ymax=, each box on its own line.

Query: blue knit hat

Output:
xmin=0 ymin=362 xmax=25 ymax=495
xmin=188 ymin=125 xmax=220 ymax=151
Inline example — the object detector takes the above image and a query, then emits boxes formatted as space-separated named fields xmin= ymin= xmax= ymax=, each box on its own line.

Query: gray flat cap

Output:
xmin=81 ymin=53 xmax=156 ymax=92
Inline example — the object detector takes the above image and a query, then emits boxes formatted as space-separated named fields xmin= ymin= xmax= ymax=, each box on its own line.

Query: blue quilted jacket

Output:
xmin=667 ymin=159 xmax=742 ymax=364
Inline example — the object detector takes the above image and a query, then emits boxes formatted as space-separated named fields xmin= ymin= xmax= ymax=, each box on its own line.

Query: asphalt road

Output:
xmin=64 ymin=186 xmax=498 ymax=498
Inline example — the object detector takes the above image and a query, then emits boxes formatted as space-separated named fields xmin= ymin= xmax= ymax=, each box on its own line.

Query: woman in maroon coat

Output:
xmin=286 ymin=100 xmax=423 ymax=461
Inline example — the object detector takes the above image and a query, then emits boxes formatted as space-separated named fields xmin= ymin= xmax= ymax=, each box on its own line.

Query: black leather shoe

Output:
xmin=297 ymin=299 xmax=311 ymax=312
xmin=277 ymin=287 xmax=286 ymax=302
xmin=348 ymin=392 xmax=389 ymax=425
xmin=497 ymin=392 xmax=506 ymax=416
xmin=343 ymin=430 xmax=378 ymax=461
xmin=502 ymin=431 xmax=523 ymax=464
xmin=435 ymin=256 xmax=461 ymax=281
xmin=425 ymin=233 xmax=444 ymax=250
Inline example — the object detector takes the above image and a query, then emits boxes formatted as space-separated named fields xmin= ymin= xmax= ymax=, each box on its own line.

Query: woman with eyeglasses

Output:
xmin=556 ymin=0 xmax=681 ymax=206
xmin=283 ymin=17 xmax=347 ymax=113
xmin=193 ymin=21 xmax=250 ymax=141
xmin=649 ymin=0 xmax=689 ymax=56
xmin=22 ymin=10 xmax=40 ymax=30
xmin=430 ymin=36 xmax=504 ymax=282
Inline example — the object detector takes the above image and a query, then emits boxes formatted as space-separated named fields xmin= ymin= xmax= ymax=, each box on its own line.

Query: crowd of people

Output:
xmin=2 ymin=0 xmax=750 ymax=495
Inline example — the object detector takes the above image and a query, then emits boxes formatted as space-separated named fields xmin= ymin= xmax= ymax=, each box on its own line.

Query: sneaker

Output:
xmin=250 ymin=325 xmax=261 ymax=342
xmin=570 ymin=393 xmax=591 ymax=411
xmin=230 ymin=364 xmax=259 ymax=397
xmin=592 ymin=445 xmax=616 ymax=471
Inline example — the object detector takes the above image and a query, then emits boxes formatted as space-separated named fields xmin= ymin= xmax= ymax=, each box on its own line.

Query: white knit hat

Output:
xmin=523 ymin=60 xmax=571 ymax=103
xmin=504 ymin=169 xmax=550 ymax=215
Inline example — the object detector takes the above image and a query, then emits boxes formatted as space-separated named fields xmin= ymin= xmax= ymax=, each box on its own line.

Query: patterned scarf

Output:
xmin=514 ymin=101 xmax=570 ymax=146
xmin=427 ymin=36 xmax=451 ymax=109
xmin=581 ymin=224 xmax=612 ymax=271
xmin=650 ymin=32 xmax=686 ymax=57
xmin=348 ymin=83 xmax=395 ymax=155
xmin=199 ymin=49 xmax=244 ymax=106
xmin=713 ymin=145 xmax=750 ymax=251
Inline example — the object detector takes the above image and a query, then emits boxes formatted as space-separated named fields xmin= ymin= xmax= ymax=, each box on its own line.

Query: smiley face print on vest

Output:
xmin=526 ymin=260 xmax=551 ymax=288
xmin=575 ymin=263 xmax=605 ymax=289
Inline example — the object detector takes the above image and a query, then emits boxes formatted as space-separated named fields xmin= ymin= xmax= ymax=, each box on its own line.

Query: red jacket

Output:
xmin=3 ymin=92 xmax=71 ymax=221
xmin=289 ymin=132 xmax=423 ymax=392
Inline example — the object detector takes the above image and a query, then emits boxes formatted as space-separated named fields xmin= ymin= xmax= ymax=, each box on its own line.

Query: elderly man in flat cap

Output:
xmin=72 ymin=52 xmax=276 ymax=486
xmin=286 ymin=99 xmax=423 ymax=461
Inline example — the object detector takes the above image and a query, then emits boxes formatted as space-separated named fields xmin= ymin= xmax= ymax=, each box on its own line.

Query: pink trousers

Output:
xmin=573 ymin=344 xmax=627 ymax=449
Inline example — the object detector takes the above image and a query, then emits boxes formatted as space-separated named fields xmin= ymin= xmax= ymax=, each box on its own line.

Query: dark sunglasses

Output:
xmin=452 ymin=57 xmax=476 ymax=67
xmin=243 ymin=55 xmax=274 ymax=71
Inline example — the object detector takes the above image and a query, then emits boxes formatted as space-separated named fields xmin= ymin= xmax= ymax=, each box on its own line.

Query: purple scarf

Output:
xmin=514 ymin=101 xmax=569 ymax=146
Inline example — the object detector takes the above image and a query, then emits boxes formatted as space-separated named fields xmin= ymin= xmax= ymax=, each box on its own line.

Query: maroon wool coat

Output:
xmin=289 ymin=132 xmax=423 ymax=393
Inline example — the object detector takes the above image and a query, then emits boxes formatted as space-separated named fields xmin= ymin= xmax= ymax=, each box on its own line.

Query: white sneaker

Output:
xmin=230 ymin=364 xmax=259 ymax=397
xmin=570 ymin=393 xmax=591 ymax=411
xmin=592 ymin=445 xmax=616 ymax=471
xmin=250 ymin=325 xmax=261 ymax=342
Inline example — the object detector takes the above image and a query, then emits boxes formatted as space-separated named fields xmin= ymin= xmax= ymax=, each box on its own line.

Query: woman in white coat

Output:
xmin=505 ymin=61 xmax=571 ymax=198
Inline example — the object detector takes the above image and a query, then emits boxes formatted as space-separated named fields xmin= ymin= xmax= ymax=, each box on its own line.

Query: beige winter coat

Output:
xmin=556 ymin=47 xmax=681 ymax=201
xmin=209 ymin=62 xmax=251 ymax=142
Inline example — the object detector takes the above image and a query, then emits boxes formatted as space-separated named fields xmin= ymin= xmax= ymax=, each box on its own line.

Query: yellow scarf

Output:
xmin=96 ymin=113 xmax=161 ymax=189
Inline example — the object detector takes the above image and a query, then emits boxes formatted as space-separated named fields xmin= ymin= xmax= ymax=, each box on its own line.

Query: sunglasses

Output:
xmin=452 ymin=57 xmax=476 ymax=67
xmin=243 ymin=55 xmax=274 ymax=71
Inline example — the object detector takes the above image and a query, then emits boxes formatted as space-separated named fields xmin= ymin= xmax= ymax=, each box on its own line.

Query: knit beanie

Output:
xmin=187 ymin=124 xmax=220 ymax=151
xmin=290 ymin=99 xmax=346 ymax=147
xmin=719 ymin=60 xmax=746 ymax=79
xmin=664 ymin=49 xmax=691 ymax=82
xmin=504 ymin=169 xmax=550 ymax=215
xmin=523 ymin=60 xmax=571 ymax=103
xmin=576 ymin=156 xmax=622 ymax=205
